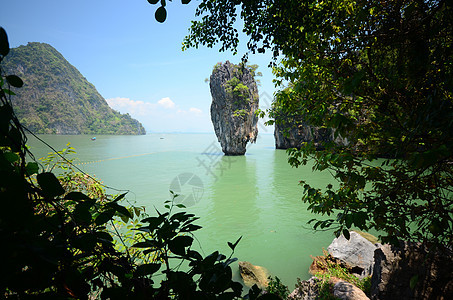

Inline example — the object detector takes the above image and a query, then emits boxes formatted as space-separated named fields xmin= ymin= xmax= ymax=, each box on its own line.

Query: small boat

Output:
xmin=91 ymin=137 xmax=96 ymax=141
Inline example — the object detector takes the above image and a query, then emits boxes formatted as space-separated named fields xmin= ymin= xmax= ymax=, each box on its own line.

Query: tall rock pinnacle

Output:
xmin=209 ymin=61 xmax=259 ymax=155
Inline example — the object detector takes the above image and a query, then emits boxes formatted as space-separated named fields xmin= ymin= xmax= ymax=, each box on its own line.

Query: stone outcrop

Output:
xmin=290 ymin=233 xmax=453 ymax=300
xmin=210 ymin=61 xmax=259 ymax=155
xmin=327 ymin=231 xmax=379 ymax=277
xmin=288 ymin=276 xmax=370 ymax=300
xmin=288 ymin=277 xmax=320 ymax=300
xmin=309 ymin=253 xmax=354 ymax=276
xmin=238 ymin=261 xmax=269 ymax=289
xmin=274 ymin=115 xmax=347 ymax=149
xmin=371 ymin=242 xmax=453 ymax=299
xmin=330 ymin=277 xmax=370 ymax=300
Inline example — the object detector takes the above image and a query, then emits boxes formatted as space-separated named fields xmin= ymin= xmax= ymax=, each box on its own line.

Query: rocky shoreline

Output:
xmin=239 ymin=231 xmax=453 ymax=299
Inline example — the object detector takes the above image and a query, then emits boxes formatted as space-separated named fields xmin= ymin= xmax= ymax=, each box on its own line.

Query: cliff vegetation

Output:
xmin=2 ymin=42 xmax=145 ymax=135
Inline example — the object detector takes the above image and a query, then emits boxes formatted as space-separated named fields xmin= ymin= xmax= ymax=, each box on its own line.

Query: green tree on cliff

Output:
xmin=148 ymin=0 xmax=453 ymax=249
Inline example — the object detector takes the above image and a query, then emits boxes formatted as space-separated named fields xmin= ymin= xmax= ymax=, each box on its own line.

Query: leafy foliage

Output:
xmin=182 ymin=0 xmax=453 ymax=250
xmin=313 ymin=252 xmax=371 ymax=295
xmin=265 ymin=276 xmax=290 ymax=299
xmin=2 ymin=42 xmax=146 ymax=135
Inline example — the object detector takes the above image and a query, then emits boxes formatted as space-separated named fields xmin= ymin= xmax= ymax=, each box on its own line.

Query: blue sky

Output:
xmin=2 ymin=0 xmax=276 ymax=133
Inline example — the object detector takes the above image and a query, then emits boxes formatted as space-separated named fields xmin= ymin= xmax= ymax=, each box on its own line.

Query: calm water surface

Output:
xmin=27 ymin=133 xmax=338 ymax=287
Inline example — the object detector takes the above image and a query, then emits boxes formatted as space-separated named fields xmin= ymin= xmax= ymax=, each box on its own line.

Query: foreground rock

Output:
xmin=327 ymin=231 xmax=379 ymax=277
xmin=309 ymin=253 xmax=354 ymax=276
xmin=287 ymin=277 xmax=320 ymax=300
xmin=210 ymin=61 xmax=259 ymax=155
xmin=238 ymin=261 xmax=269 ymax=289
xmin=371 ymin=242 xmax=453 ymax=299
xmin=288 ymin=277 xmax=369 ymax=300
xmin=330 ymin=277 xmax=370 ymax=300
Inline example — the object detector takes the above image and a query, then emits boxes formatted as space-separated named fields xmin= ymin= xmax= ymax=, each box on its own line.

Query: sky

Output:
xmin=2 ymin=0 xmax=277 ymax=133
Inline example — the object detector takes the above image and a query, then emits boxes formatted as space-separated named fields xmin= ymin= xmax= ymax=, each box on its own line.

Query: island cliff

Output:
xmin=274 ymin=115 xmax=347 ymax=149
xmin=2 ymin=42 xmax=145 ymax=135
xmin=210 ymin=61 xmax=259 ymax=155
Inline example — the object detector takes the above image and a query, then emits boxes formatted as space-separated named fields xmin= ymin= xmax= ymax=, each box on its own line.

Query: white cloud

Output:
xmin=157 ymin=97 xmax=175 ymax=109
xmin=106 ymin=97 xmax=156 ymax=116
xmin=189 ymin=107 xmax=202 ymax=114
xmin=106 ymin=97 xmax=210 ymax=132
xmin=177 ymin=107 xmax=203 ymax=115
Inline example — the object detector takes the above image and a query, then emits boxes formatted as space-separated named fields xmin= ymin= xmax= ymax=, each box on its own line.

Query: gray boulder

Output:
xmin=210 ymin=61 xmax=259 ymax=155
xmin=327 ymin=231 xmax=379 ymax=277
xmin=331 ymin=278 xmax=370 ymax=300
xmin=371 ymin=242 xmax=453 ymax=299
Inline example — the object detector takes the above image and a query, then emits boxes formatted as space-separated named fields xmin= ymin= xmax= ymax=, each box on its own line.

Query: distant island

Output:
xmin=2 ymin=42 xmax=146 ymax=135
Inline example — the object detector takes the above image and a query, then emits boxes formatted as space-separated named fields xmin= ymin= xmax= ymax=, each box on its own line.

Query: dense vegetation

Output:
xmin=2 ymin=42 xmax=145 ymax=135
xmin=175 ymin=0 xmax=453 ymax=251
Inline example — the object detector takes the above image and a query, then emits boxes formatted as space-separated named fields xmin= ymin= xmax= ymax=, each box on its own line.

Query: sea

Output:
xmin=27 ymin=133 xmax=338 ymax=288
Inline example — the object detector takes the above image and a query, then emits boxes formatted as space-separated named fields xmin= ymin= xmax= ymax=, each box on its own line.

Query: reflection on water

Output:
xmin=207 ymin=155 xmax=259 ymax=234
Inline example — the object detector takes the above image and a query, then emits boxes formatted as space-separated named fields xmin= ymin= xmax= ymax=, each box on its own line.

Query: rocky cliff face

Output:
xmin=274 ymin=115 xmax=346 ymax=149
xmin=2 ymin=42 xmax=146 ymax=135
xmin=210 ymin=61 xmax=259 ymax=155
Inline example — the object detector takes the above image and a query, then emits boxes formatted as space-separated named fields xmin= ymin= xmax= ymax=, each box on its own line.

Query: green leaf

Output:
xmin=3 ymin=89 xmax=15 ymax=95
xmin=133 ymin=206 xmax=142 ymax=217
xmin=8 ymin=127 xmax=22 ymax=152
xmin=155 ymin=6 xmax=167 ymax=23
xmin=107 ymin=201 xmax=132 ymax=219
xmin=6 ymin=75 xmax=23 ymax=88
xmin=168 ymin=235 xmax=193 ymax=255
xmin=4 ymin=151 xmax=19 ymax=163
xmin=147 ymin=0 xmax=159 ymax=4
xmin=187 ymin=249 xmax=203 ymax=261
xmin=343 ymin=229 xmax=350 ymax=240
xmin=37 ymin=172 xmax=65 ymax=198
xmin=227 ymin=235 xmax=242 ymax=251
xmin=113 ymin=192 xmax=127 ymax=202
xmin=0 ymin=27 xmax=9 ymax=57
xmin=409 ymin=274 xmax=419 ymax=290
xmin=135 ymin=263 xmax=160 ymax=276
xmin=96 ymin=231 xmax=114 ymax=243
xmin=64 ymin=191 xmax=91 ymax=201
xmin=115 ymin=204 xmax=132 ymax=219
xmin=132 ymin=241 xmax=154 ymax=248
xmin=72 ymin=233 xmax=97 ymax=251
xmin=180 ymin=224 xmax=202 ymax=232
xmin=95 ymin=209 xmax=115 ymax=226
xmin=181 ymin=0 xmax=191 ymax=4
xmin=74 ymin=202 xmax=93 ymax=224
xmin=25 ymin=162 xmax=39 ymax=176
xmin=141 ymin=215 xmax=165 ymax=230
xmin=0 ymin=104 xmax=13 ymax=132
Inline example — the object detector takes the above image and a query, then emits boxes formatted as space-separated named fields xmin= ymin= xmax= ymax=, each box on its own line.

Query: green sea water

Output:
xmin=27 ymin=133 xmax=338 ymax=288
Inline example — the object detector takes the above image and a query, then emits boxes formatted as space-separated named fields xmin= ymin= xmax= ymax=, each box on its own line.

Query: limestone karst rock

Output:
xmin=210 ymin=61 xmax=259 ymax=155
xmin=274 ymin=114 xmax=346 ymax=149
xmin=2 ymin=42 xmax=145 ymax=134
xmin=327 ymin=231 xmax=379 ymax=277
